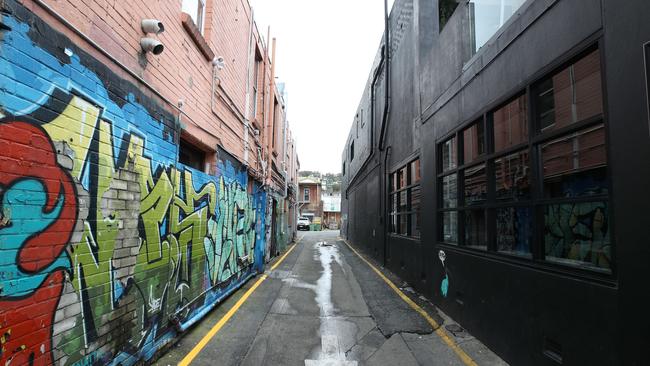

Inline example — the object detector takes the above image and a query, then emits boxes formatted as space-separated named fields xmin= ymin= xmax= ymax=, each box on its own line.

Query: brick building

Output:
xmin=298 ymin=177 xmax=323 ymax=225
xmin=0 ymin=0 xmax=298 ymax=365
xmin=322 ymin=193 xmax=342 ymax=229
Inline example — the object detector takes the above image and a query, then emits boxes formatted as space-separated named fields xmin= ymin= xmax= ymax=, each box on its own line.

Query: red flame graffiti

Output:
xmin=0 ymin=121 xmax=78 ymax=365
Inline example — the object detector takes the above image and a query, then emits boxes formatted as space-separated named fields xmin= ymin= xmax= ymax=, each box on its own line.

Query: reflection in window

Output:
xmin=442 ymin=174 xmax=458 ymax=208
xmin=435 ymin=46 xmax=613 ymax=273
xmin=442 ymin=137 xmax=457 ymax=171
xmin=400 ymin=214 xmax=409 ymax=235
xmin=411 ymin=159 xmax=421 ymax=184
xmin=495 ymin=150 xmax=530 ymax=200
xmin=497 ymin=207 xmax=532 ymax=256
xmin=544 ymin=201 xmax=611 ymax=271
xmin=389 ymin=158 xmax=421 ymax=238
xmin=541 ymin=124 xmax=608 ymax=198
xmin=493 ymin=95 xmax=528 ymax=151
xmin=464 ymin=164 xmax=487 ymax=205
xmin=411 ymin=187 xmax=421 ymax=237
xmin=400 ymin=190 xmax=408 ymax=212
xmin=463 ymin=121 xmax=485 ymax=164
xmin=465 ymin=210 xmax=487 ymax=249
xmin=534 ymin=49 xmax=603 ymax=132
xmin=443 ymin=211 xmax=458 ymax=243
xmin=398 ymin=167 xmax=407 ymax=189
xmin=469 ymin=0 xmax=527 ymax=53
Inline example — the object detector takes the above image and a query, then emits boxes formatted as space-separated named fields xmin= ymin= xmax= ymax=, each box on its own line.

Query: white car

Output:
xmin=297 ymin=218 xmax=311 ymax=230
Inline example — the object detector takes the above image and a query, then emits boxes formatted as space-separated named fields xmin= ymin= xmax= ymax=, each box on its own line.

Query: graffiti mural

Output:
xmin=438 ymin=250 xmax=449 ymax=298
xmin=544 ymin=202 xmax=611 ymax=270
xmin=0 ymin=3 xmax=268 ymax=366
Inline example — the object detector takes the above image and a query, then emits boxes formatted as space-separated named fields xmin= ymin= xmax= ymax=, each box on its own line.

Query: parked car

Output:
xmin=297 ymin=217 xmax=311 ymax=231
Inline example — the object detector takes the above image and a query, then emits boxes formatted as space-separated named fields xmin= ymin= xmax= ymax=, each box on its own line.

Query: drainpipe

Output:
xmin=381 ymin=0 xmax=392 ymax=266
xmin=243 ymin=7 xmax=255 ymax=166
xmin=266 ymin=38 xmax=278 ymax=188
xmin=282 ymin=114 xmax=288 ymax=199
xmin=379 ymin=0 xmax=391 ymax=151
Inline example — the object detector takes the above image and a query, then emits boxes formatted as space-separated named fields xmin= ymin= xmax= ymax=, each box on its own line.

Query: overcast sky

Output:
xmin=249 ymin=0 xmax=395 ymax=174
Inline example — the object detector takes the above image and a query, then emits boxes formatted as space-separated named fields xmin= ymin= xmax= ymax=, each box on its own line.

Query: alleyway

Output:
xmin=156 ymin=231 xmax=506 ymax=366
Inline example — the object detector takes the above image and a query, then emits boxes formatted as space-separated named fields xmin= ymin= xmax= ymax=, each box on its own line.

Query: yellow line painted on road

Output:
xmin=341 ymin=239 xmax=478 ymax=366
xmin=178 ymin=239 xmax=301 ymax=366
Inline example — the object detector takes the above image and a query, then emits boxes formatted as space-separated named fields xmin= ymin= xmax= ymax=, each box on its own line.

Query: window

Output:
xmin=303 ymin=188 xmax=310 ymax=202
xmin=439 ymin=0 xmax=460 ymax=31
xmin=535 ymin=49 xmax=610 ymax=271
xmin=182 ymin=0 xmax=206 ymax=33
xmin=350 ymin=140 xmax=355 ymax=161
xmin=437 ymin=47 xmax=611 ymax=272
xmin=463 ymin=119 xmax=486 ymax=164
xmin=533 ymin=50 xmax=603 ymax=132
xmin=179 ymin=139 xmax=206 ymax=172
xmin=389 ymin=158 xmax=421 ymax=238
xmin=469 ymin=0 xmax=527 ymax=53
xmin=342 ymin=162 xmax=346 ymax=176
xmin=439 ymin=119 xmax=488 ymax=250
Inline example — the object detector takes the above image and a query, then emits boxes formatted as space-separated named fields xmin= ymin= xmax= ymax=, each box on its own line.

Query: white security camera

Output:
xmin=213 ymin=56 xmax=226 ymax=70
xmin=141 ymin=38 xmax=164 ymax=55
xmin=141 ymin=19 xmax=165 ymax=34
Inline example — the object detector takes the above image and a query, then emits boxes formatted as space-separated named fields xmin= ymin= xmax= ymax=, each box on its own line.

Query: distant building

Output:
xmin=299 ymin=177 xmax=323 ymax=224
xmin=322 ymin=193 xmax=341 ymax=229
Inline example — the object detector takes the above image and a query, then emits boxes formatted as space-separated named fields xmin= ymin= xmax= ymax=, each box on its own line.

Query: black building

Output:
xmin=341 ymin=0 xmax=650 ymax=364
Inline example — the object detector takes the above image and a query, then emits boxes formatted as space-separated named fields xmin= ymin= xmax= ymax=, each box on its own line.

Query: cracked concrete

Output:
xmin=155 ymin=231 xmax=507 ymax=366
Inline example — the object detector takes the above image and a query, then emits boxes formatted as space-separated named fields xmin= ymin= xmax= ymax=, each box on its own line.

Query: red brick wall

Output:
xmin=34 ymin=0 xmax=276 ymax=169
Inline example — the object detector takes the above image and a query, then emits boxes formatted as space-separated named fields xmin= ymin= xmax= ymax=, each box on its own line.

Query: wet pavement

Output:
xmin=155 ymin=231 xmax=507 ymax=366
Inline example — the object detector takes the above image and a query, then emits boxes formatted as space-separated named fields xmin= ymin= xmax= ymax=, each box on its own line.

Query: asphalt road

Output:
xmin=155 ymin=231 xmax=507 ymax=366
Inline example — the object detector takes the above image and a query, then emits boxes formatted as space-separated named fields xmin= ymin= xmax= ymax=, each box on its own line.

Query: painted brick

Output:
xmin=0 ymin=1 xmax=299 ymax=365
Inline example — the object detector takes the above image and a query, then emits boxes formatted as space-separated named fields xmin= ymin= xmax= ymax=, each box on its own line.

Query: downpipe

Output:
xmin=243 ymin=7 xmax=255 ymax=166
xmin=380 ymin=0 xmax=392 ymax=266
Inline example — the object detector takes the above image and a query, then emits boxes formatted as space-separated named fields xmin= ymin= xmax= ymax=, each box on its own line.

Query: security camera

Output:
xmin=213 ymin=56 xmax=226 ymax=70
xmin=141 ymin=38 xmax=164 ymax=55
xmin=141 ymin=19 xmax=165 ymax=34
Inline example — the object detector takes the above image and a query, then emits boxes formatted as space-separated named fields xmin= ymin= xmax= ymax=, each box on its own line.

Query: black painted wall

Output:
xmin=342 ymin=0 xmax=650 ymax=364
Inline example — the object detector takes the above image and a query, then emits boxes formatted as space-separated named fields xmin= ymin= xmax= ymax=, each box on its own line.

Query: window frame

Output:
xmin=436 ymin=43 xmax=615 ymax=279
xmin=389 ymin=158 xmax=421 ymax=239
